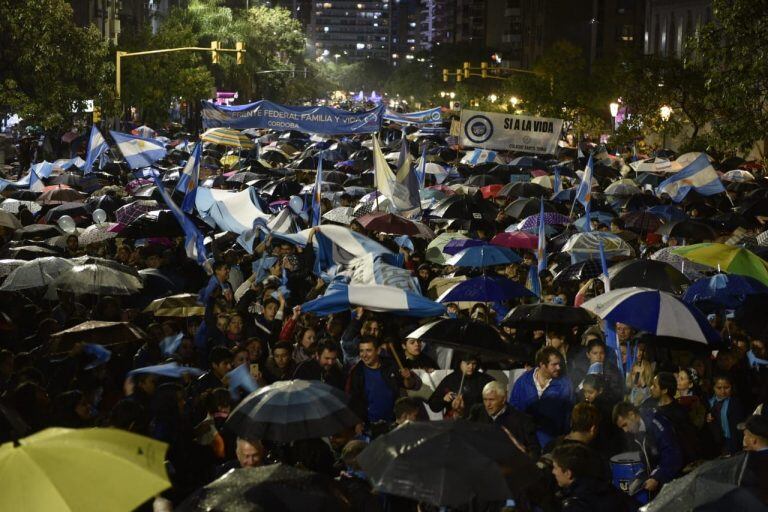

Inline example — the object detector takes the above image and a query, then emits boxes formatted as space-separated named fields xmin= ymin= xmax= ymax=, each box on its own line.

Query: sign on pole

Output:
xmin=459 ymin=109 xmax=564 ymax=154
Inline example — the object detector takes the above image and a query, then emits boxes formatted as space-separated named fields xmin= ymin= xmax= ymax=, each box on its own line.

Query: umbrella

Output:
xmin=0 ymin=259 xmax=26 ymax=278
xmin=682 ymin=273 xmax=768 ymax=310
xmin=604 ymin=180 xmax=641 ymax=196
xmin=425 ymin=232 xmax=469 ymax=264
xmin=491 ymin=231 xmax=538 ymax=250
xmin=115 ymin=200 xmax=160 ymax=225
xmin=0 ymin=257 xmax=74 ymax=291
xmin=480 ymin=184 xmax=504 ymax=198
xmin=50 ymin=321 xmax=148 ymax=351
xmin=0 ymin=199 xmax=41 ymax=215
xmin=78 ymin=223 xmax=119 ymax=246
xmin=581 ymin=287 xmax=721 ymax=345
xmin=177 ymin=464 xmax=347 ymax=512
xmin=13 ymin=224 xmax=62 ymax=241
xmin=0 ymin=427 xmax=169 ymax=512
xmin=553 ymin=259 xmax=606 ymax=284
xmin=648 ymin=205 xmax=688 ymax=223
xmin=201 ymin=128 xmax=255 ymax=149
xmin=503 ymin=303 xmax=596 ymax=328
xmin=643 ymin=451 xmax=749 ymax=512
xmin=358 ymin=419 xmax=539 ymax=507
xmin=650 ymin=247 xmax=710 ymax=281
xmin=0 ymin=210 xmax=21 ymax=230
xmin=442 ymin=238 xmax=487 ymax=256
xmin=508 ymin=155 xmax=547 ymax=168
xmin=131 ymin=125 xmax=157 ymax=138
xmin=516 ymin=212 xmax=571 ymax=230
xmin=226 ymin=380 xmax=359 ymax=442
xmin=466 ymin=174 xmax=503 ymax=187
xmin=658 ymin=220 xmax=718 ymax=242
xmin=498 ymin=182 xmax=550 ymax=199
xmin=562 ymin=232 xmax=634 ymax=261
xmin=143 ymin=293 xmax=204 ymax=317
xmin=607 ymin=259 xmax=691 ymax=294
xmin=437 ymin=275 xmax=535 ymax=303
xmin=356 ymin=212 xmax=434 ymax=238
xmin=620 ymin=210 xmax=663 ymax=234
xmin=36 ymin=187 xmax=86 ymax=205
xmin=504 ymin=197 xmax=558 ymax=219
xmin=722 ymin=170 xmax=755 ymax=182
xmin=407 ymin=318 xmax=512 ymax=358
xmin=0 ymin=244 xmax=61 ymax=260
xmin=671 ymin=243 xmax=768 ymax=286
xmin=445 ymin=245 xmax=521 ymax=267
xmin=47 ymin=263 xmax=143 ymax=297
xmin=321 ymin=206 xmax=354 ymax=225
xmin=431 ymin=195 xmax=498 ymax=221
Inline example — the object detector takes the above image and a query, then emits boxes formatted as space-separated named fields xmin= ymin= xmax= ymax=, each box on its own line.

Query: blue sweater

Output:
xmin=508 ymin=369 xmax=573 ymax=447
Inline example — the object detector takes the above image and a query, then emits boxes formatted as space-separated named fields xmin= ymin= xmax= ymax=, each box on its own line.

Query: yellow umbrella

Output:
xmin=201 ymin=128 xmax=255 ymax=149
xmin=143 ymin=293 xmax=205 ymax=317
xmin=0 ymin=427 xmax=170 ymax=512
xmin=671 ymin=243 xmax=768 ymax=285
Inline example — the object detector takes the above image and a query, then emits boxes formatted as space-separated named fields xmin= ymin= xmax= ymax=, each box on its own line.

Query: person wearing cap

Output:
xmin=738 ymin=415 xmax=768 ymax=505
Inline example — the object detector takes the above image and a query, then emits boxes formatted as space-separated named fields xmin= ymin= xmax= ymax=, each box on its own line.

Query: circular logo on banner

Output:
xmin=464 ymin=115 xmax=493 ymax=144
xmin=429 ymin=110 xmax=442 ymax=122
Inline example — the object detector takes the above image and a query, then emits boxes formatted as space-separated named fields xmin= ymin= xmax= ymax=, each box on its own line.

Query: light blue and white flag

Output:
xmin=373 ymin=135 xmax=419 ymax=213
xmin=461 ymin=148 xmax=499 ymax=165
xmin=655 ymin=152 xmax=725 ymax=202
xmin=195 ymin=187 xmax=270 ymax=234
xmin=176 ymin=142 xmax=202 ymax=214
xmin=301 ymin=282 xmax=445 ymax=317
xmin=129 ymin=362 xmax=203 ymax=378
xmin=110 ymin=130 xmax=167 ymax=170
xmin=598 ymin=239 xmax=611 ymax=292
xmin=153 ymin=176 xmax=208 ymax=265
xmin=552 ymin=167 xmax=562 ymax=196
xmin=29 ymin=168 xmax=44 ymax=192
xmin=575 ymin=154 xmax=594 ymax=232
xmin=417 ymin=143 xmax=428 ymax=188
xmin=226 ymin=363 xmax=259 ymax=400
xmin=537 ymin=197 xmax=547 ymax=274
xmin=526 ymin=264 xmax=541 ymax=298
xmin=84 ymin=126 xmax=109 ymax=174
xmin=311 ymin=156 xmax=323 ymax=227
xmin=160 ymin=332 xmax=184 ymax=356
xmin=313 ymin=224 xmax=398 ymax=275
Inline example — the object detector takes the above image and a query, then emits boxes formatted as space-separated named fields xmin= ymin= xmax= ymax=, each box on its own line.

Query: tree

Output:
xmin=693 ymin=0 xmax=768 ymax=155
xmin=0 ymin=0 xmax=112 ymax=129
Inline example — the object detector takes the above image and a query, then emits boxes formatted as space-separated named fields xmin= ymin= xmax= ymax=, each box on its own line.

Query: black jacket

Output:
xmin=346 ymin=359 xmax=418 ymax=424
xmin=469 ymin=403 xmax=541 ymax=458
xmin=293 ymin=358 xmax=346 ymax=390
xmin=560 ymin=477 xmax=639 ymax=512
xmin=427 ymin=370 xmax=493 ymax=416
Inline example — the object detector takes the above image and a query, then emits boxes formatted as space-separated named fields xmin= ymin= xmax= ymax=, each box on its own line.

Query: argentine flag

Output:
xmin=575 ymin=154 xmax=594 ymax=232
xmin=311 ymin=156 xmax=323 ymax=227
xmin=301 ymin=282 xmax=445 ymax=317
xmin=462 ymin=148 xmax=498 ymax=165
xmin=176 ymin=142 xmax=201 ymax=214
xmin=655 ymin=152 xmax=725 ymax=202
xmin=84 ymin=126 xmax=109 ymax=174
xmin=110 ymin=130 xmax=167 ymax=170
xmin=152 ymin=176 xmax=208 ymax=265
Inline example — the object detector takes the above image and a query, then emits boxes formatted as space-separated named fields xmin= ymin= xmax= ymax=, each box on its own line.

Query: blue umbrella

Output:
xmin=445 ymin=245 xmax=521 ymax=267
xmin=443 ymin=238 xmax=487 ymax=256
xmin=573 ymin=210 xmax=615 ymax=231
xmin=683 ymin=273 xmax=768 ymax=310
xmin=647 ymin=205 xmax=688 ymax=223
xmin=437 ymin=275 xmax=535 ymax=302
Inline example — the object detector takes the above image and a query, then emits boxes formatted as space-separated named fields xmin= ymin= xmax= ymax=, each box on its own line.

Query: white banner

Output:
xmin=459 ymin=109 xmax=564 ymax=154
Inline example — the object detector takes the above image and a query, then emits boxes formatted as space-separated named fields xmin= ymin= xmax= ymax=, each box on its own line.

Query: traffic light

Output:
xmin=456 ymin=68 xmax=462 ymax=82
xmin=210 ymin=41 xmax=220 ymax=64
xmin=463 ymin=61 xmax=470 ymax=79
xmin=481 ymin=62 xmax=488 ymax=78
xmin=236 ymin=42 xmax=245 ymax=65
xmin=443 ymin=68 xmax=449 ymax=82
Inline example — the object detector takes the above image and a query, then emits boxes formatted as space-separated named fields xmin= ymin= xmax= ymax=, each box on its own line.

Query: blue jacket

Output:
xmin=638 ymin=410 xmax=684 ymax=484
xmin=508 ymin=369 xmax=573 ymax=447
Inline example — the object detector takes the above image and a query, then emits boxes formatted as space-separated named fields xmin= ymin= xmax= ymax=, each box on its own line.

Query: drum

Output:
xmin=610 ymin=451 xmax=649 ymax=504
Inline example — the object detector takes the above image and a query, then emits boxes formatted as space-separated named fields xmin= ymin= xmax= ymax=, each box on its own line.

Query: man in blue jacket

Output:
xmin=509 ymin=346 xmax=574 ymax=447
xmin=613 ymin=401 xmax=683 ymax=493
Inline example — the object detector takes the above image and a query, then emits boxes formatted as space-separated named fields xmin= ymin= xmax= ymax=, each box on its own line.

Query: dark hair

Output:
xmin=202 ymin=387 xmax=232 ymax=414
xmin=582 ymin=374 xmax=605 ymax=391
xmin=713 ymin=373 xmax=733 ymax=385
xmin=655 ymin=371 xmax=677 ymax=398
xmin=612 ymin=401 xmax=639 ymax=424
xmin=273 ymin=341 xmax=293 ymax=353
xmin=263 ymin=297 xmax=279 ymax=309
xmin=358 ymin=335 xmax=380 ymax=349
xmin=571 ymin=403 xmax=601 ymax=432
xmin=316 ymin=340 xmax=340 ymax=355
xmin=212 ymin=260 xmax=230 ymax=272
xmin=535 ymin=346 xmax=562 ymax=367
xmin=586 ymin=338 xmax=606 ymax=352
xmin=394 ymin=397 xmax=422 ymax=420
xmin=551 ymin=443 xmax=594 ymax=479
xmin=209 ymin=346 xmax=233 ymax=366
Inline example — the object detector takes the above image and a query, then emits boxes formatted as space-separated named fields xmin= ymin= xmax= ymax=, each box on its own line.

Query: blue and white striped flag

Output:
xmin=552 ymin=167 xmax=562 ymax=196
xmin=301 ymin=282 xmax=445 ymax=317
xmin=598 ymin=239 xmax=611 ymax=292
xmin=417 ymin=143 xmax=427 ymax=189
xmin=311 ymin=156 xmax=323 ymax=227
xmin=152 ymin=176 xmax=208 ymax=265
xmin=463 ymin=148 xmax=498 ymax=165
xmin=176 ymin=142 xmax=201 ymax=214
xmin=576 ymin=154 xmax=594 ymax=232
xmin=526 ymin=264 xmax=541 ymax=298
xmin=84 ymin=126 xmax=109 ymax=174
xmin=655 ymin=152 xmax=725 ymax=202
xmin=110 ymin=130 xmax=167 ymax=170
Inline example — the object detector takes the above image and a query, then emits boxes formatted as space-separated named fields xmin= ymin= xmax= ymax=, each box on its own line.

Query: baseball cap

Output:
xmin=737 ymin=415 xmax=768 ymax=438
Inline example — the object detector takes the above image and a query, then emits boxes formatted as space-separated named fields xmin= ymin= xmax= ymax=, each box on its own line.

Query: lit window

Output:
xmin=324 ymin=26 xmax=329 ymax=32
xmin=357 ymin=3 xmax=363 ymax=7
xmin=356 ymin=43 xmax=365 ymax=49
xmin=409 ymin=22 xmax=416 ymax=27
xmin=323 ymin=2 xmax=332 ymax=6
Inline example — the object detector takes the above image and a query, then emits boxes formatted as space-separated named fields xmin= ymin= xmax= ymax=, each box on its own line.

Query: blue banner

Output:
xmin=383 ymin=107 xmax=443 ymax=125
xmin=201 ymin=100 xmax=384 ymax=134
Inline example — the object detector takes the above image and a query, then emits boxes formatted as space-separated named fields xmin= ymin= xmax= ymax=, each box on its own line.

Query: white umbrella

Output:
xmin=47 ymin=264 xmax=143 ymax=297
xmin=322 ymin=206 xmax=355 ymax=225
xmin=78 ymin=223 xmax=119 ymax=246
xmin=0 ymin=259 xmax=27 ymax=278
xmin=0 ymin=257 xmax=75 ymax=291
xmin=0 ymin=199 xmax=41 ymax=215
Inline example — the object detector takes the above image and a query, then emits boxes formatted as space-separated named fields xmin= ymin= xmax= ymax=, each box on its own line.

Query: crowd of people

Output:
xmin=0 ymin=121 xmax=767 ymax=512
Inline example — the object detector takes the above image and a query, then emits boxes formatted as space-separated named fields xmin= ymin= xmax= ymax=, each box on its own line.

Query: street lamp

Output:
xmin=440 ymin=91 xmax=446 ymax=98
xmin=489 ymin=94 xmax=498 ymax=103
xmin=510 ymin=96 xmax=520 ymax=107
xmin=659 ymin=105 xmax=672 ymax=149
xmin=609 ymin=101 xmax=619 ymax=134
xmin=449 ymin=92 xmax=455 ymax=99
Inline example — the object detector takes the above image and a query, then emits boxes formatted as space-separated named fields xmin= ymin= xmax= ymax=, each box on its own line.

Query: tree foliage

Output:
xmin=0 ymin=0 xmax=112 ymax=128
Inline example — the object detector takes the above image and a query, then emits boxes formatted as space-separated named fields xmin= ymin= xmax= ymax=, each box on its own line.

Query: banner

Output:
xmin=459 ymin=109 xmax=564 ymax=154
xmin=383 ymin=107 xmax=442 ymax=125
xmin=201 ymin=100 xmax=384 ymax=134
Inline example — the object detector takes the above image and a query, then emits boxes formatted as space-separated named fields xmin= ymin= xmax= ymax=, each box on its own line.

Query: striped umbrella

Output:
xmin=201 ymin=128 xmax=255 ymax=149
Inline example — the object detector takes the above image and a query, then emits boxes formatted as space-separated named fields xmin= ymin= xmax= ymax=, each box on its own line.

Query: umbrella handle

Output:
xmin=388 ymin=342 xmax=405 ymax=371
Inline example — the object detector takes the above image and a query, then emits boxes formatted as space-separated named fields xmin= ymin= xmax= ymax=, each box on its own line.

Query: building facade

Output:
xmin=308 ymin=0 xmax=393 ymax=61
xmin=68 ymin=0 xmax=181 ymax=43
xmin=642 ymin=0 xmax=712 ymax=57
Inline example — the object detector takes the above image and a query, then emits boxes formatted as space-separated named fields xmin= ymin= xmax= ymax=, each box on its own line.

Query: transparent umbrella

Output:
xmin=46 ymin=263 xmax=143 ymax=297
xmin=0 ymin=257 xmax=74 ymax=291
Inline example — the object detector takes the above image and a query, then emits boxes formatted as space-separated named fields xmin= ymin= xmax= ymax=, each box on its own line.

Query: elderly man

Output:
xmin=469 ymin=380 xmax=540 ymax=457
xmin=215 ymin=437 xmax=265 ymax=477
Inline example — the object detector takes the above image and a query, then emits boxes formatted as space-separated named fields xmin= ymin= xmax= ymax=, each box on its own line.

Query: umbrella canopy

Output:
xmin=0 ymin=259 xmax=26 ymax=278
xmin=437 ymin=275 xmax=535 ymax=303
xmin=358 ymin=420 xmax=539 ymax=507
xmin=581 ymin=287 xmax=721 ymax=345
xmin=13 ymin=224 xmax=62 ymax=241
xmin=604 ymin=180 xmax=641 ymax=196
xmin=503 ymin=303 xmax=596 ymax=328
xmin=682 ymin=273 xmax=768 ymax=310
xmin=201 ymin=128 xmax=255 ymax=149
xmin=516 ymin=212 xmax=571 ymax=231
xmin=425 ymin=232 xmax=469 ymax=264
xmin=650 ymin=247 xmax=710 ymax=281
xmin=562 ymin=232 xmax=634 ymax=261
xmin=78 ymin=223 xmax=119 ymax=246
xmin=445 ymin=245 xmax=521 ymax=268
xmin=671 ymin=243 xmax=768 ymax=286
xmin=553 ymin=259 xmax=606 ymax=284
xmin=442 ymin=238 xmax=487 ymax=256
xmin=407 ymin=318 xmax=512 ymax=358
xmin=0 ymin=427 xmax=169 ymax=512
xmin=36 ymin=187 xmax=86 ymax=205
xmin=226 ymin=380 xmax=359 ymax=442
xmin=50 ymin=321 xmax=148 ymax=350
xmin=431 ymin=194 xmax=498 ymax=221
xmin=177 ymin=464 xmax=347 ymax=512
xmin=47 ymin=263 xmax=143 ymax=296
xmin=498 ymin=182 xmax=550 ymax=199
xmin=0 ymin=257 xmax=74 ymax=292
xmin=143 ymin=293 xmax=205 ymax=317
xmin=491 ymin=231 xmax=538 ymax=250
xmin=620 ymin=210 xmax=663 ymax=234
xmin=356 ymin=212 xmax=434 ymax=238
xmin=1 ymin=198 xmax=42 ymax=215
xmin=607 ymin=259 xmax=691 ymax=294
xmin=0 ymin=210 xmax=22 ymax=230
xmin=658 ymin=219 xmax=718 ymax=242
xmin=115 ymin=200 xmax=160 ymax=225
xmin=504 ymin=197 xmax=558 ymax=219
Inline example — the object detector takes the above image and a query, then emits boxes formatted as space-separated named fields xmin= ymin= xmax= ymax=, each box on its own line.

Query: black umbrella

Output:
xmin=85 ymin=194 xmax=125 ymax=216
xmin=358 ymin=420 xmax=540 ymax=507
xmin=177 ymin=464 xmax=348 ymax=512
xmin=0 ymin=244 xmax=62 ymax=260
xmin=657 ymin=219 xmax=718 ymax=242
xmin=290 ymin=156 xmax=320 ymax=170
xmin=504 ymin=197 xmax=559 ymax=219
xmin=321 ymin=170 xmax=349 ymax=184
xmin=466 ymin=174 xmax=503 ymax=186
xmin=497 ymin=182 xmax=550 ymax=199
xmin=119 ymin=210 xmax=208 ymax=239
xmin=502 ymin=303 xmax=595 ymax=328
xmin=12 ymin=224 xmax=62 ymax=241
xmin=552 ymin=259 xmax=605 ymax=285
xmin=607 ymin=259 xmax=691 ymax=294
xmin=226 ymin=171 xmax=262 ymax=184
xmin=408 ymin=318 xmax=513 ymax=359
xmin=226 ymin=380 xmax=359 ymax=443
xmin=263 ymin=179 xmax=303 ymax=200
xmin=431 ymin=195 xmax=498 ymax=221
xmin=261 ymin=150 xmax=290 ymax=166
xmin=43 ymin=202 xmax=91 ymax=224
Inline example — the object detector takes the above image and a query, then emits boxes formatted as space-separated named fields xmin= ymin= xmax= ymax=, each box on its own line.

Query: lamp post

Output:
xmin=609 ymin=101 xmax=619 ymax=134
xmin=489 ymin=94 xmax=498 ymax=103
xmin=659 ymin=105 xmax=672 ymax=149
